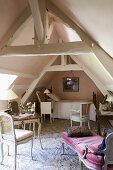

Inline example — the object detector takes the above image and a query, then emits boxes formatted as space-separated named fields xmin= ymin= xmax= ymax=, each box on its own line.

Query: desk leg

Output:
xmin=37 ymin=121 xmax=41 ymax=138
xmin=44 ymin=114 xmax=45 ymax=120
xmin=0 ymin=142 xmax=3 ymax=164
xmin=37 ymin=120 xmax=43 ymax=149
xmin=24 ymin=123 xmax=26 ymax=130
xmin=33 ymin=122 xmax=35 ymax=138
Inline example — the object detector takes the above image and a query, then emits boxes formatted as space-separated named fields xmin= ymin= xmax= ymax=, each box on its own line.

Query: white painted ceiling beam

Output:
xmin=0 ymin=6 xmax=31 ymax=50
xmin=38 ymin=0 xmax=47 ymax=41
xmin=71 ymin=56 xmax=109 ymax=95
xmin=46 ymin=0 xmax=113 ymax=78
xmin=46 ymin=64 xmax=82 ymax=72
xmin=0 ymin=68 xmax=36 ymax=79
xmin=38 ymin=0 xmax=46 ymax=28
xmin=28 ymin=0 xmax=44 ymax=42
xmin=44 ymin=12 xmax=54 ymax=43
xmin=0 ymin=41 xmax=92 ymax=57
xmin=61 ymin=55 xmax=67 ymax=65
xmin=21 ymin=56 xmax=58 ymax=104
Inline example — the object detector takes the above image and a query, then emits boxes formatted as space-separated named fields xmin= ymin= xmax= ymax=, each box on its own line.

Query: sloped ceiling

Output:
xmin=0 ymin=0 xmax=113 ymax=103
xmin=51 ymin=0 xmax=113 ymax=57
xmin=0 ymin=0 xmax=28 ymax=40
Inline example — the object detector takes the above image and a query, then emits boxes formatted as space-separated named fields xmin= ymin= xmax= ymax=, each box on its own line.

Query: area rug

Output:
xmin=0 ymin=119 xmax=99 ymax=170
xmin=0 ymin=133 xmax=89 ymax=170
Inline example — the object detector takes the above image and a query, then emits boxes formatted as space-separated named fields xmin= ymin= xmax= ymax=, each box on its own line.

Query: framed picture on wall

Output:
xmin=63 ymin=77 xmax=79 ymax=92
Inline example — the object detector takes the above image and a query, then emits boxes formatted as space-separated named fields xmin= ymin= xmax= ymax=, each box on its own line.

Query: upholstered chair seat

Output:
xmin=0 ymin=112 xmax=34 ymax=170
xmin=70 ymin=102 xmax=91 ymax=127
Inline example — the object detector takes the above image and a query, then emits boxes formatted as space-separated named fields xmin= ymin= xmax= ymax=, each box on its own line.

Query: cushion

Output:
xmin=15 ymin=129 xmax=33 ymax=142
xmin=86 ymin=153 xmax=103 ymax=166
xmin=99 ymin=102 xmax=111 ymax=111
xmin=67 ymin=126 xmax=93 ymax=137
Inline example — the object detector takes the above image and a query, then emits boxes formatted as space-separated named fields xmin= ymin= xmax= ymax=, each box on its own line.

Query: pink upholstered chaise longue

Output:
xmin=61 ymin=131 xmax=113 ymax=170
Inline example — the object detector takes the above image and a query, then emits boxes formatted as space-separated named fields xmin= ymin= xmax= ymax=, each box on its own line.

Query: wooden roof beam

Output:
xmin=0 ymin=41 xmax=92 ymax=57
xmin=0 ymin=6 xmax=31 ymax=50
xmin=46 ymin=0 xmax=113 ymax=78
xmin=71 ymin=55 xmax=109 ymax=95
xmin=46 ymin=64 xmax=82 ymax=72
xmin=28 ymin=0 xmax=44 ymax=42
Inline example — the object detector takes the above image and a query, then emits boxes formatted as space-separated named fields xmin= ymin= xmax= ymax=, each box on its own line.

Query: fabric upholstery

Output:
xmin=61 ymin=132 xmax=103 ymax=169
xmin=67 ymin=126 xmax=93 ymax=137
xmin=2 ymin=129 xmax=33 ymax=142
xmin=15 ymin=129 xmax=33 ymax=142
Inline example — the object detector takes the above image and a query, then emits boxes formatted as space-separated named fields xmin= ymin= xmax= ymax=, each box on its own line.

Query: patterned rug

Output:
xmin=0 ymin=119 xmax=100 ymax=170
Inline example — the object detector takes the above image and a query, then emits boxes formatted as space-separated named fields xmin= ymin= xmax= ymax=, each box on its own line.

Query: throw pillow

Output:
xmin=99 ymin=102 xmax=111 ymax=111
xmin=67 ymin=126 xmax=93 ymax=137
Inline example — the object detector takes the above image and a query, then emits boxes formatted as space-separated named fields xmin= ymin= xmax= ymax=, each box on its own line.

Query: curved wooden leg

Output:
xmin=33 ymin=122 xmax=35 ymax=138
xmin=0 ymin=142 xmax=3 ymax=164
xmin=37 ymin=120 xmax=43 ymax=149
xmin=50 ymin=114 xmax=52 ymax=123
xmin=71 ymin=120 xmax=73 ymax=127
xmin=31 ymin=138 xmax=33 ymax=160
xmin=14 ymin=144 xmax=17 ymax=170
xmin=7 ymin=144 xmax=10 ymax=156
xmin=80 ymin=121 xmax=82 ymax=126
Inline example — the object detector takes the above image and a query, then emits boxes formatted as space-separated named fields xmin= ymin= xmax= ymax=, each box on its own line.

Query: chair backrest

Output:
xmin=80 ymin=103 xmax=91 ymax=118
xmin=36 ymin=91 xmax=46 ymax=102
xmin=104 ymin=132 xmax=113 ymax=166
xmin=0 ymin=112 xmax=15 ymax=141
xmin=9 ymin=101 xmax=20 ymax=115
xmin=40 ymin=102 xmax=52 ymax=114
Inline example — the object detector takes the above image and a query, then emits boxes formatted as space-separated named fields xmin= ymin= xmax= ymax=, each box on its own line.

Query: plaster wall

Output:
xmin=49 ymin=71 xmax=102 ymax=101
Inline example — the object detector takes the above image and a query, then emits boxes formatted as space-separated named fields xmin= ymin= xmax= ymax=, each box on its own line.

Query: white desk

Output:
xmin=53 ymin=100 xmax=92 ymax=119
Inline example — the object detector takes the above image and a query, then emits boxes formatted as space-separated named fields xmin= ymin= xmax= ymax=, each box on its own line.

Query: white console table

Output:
xmin=53 ymin=100 xmax=93 ymax=120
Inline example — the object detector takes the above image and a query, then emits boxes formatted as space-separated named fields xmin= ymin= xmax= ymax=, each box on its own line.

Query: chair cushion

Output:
xmin=99 ymin=102 xmax=111 ymax=112
xmin=15 ymin=129 xmax=33 ymax=142
xmin=70 ymin=113 xmax=88 ymax=122
xmin=61 ymin=132 xmax=103 ymax=156
xmin=67 ymin=126 xmax=93 ymax=137
xmin=70 ymin=113 xmax=80 ymax=121
xmin=61 ymin=132 xmax=113 ymax=169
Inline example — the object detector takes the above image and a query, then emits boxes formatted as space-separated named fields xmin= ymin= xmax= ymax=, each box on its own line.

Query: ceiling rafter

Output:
xmin=44 ymin=12 xmax=54 ymax=43
xmin=61 ymin=55 xmax=67 ymax=65
xmin=0 ymin=41 xmax=91 ymax=57
xmin=46 ymin=0 xmax=113 ymax=79
xmin=28 ymin=0 xmax=45 ymax=43
xmin=71 ymin=55 xmax=109 ymax=95
xmin=46 ymin=64 xmax=82 ymax=72
xmin=38 ymin=0 xmax=46 ymax=29
xmin=0 ymin=6 xmax=31 ymax=50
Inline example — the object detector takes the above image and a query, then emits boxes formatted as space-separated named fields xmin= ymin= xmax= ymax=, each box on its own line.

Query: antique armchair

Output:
xmin=70 ymin=102 xmax=91 ymax=127
xmin=0 ymin=112 xmax=34 ymax=170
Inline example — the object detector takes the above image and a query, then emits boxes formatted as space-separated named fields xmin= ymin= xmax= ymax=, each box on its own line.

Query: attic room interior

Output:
xmin=0 ymin=0 xmax=113 ymax=170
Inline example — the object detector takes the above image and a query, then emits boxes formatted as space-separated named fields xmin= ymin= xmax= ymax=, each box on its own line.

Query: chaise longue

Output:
xmin=60 ymin=129 xmax=113 ymax=170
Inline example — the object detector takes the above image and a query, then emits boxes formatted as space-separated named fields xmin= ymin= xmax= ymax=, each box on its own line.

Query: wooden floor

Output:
xmin=40 ymin=118 xmax=113 ymax=137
